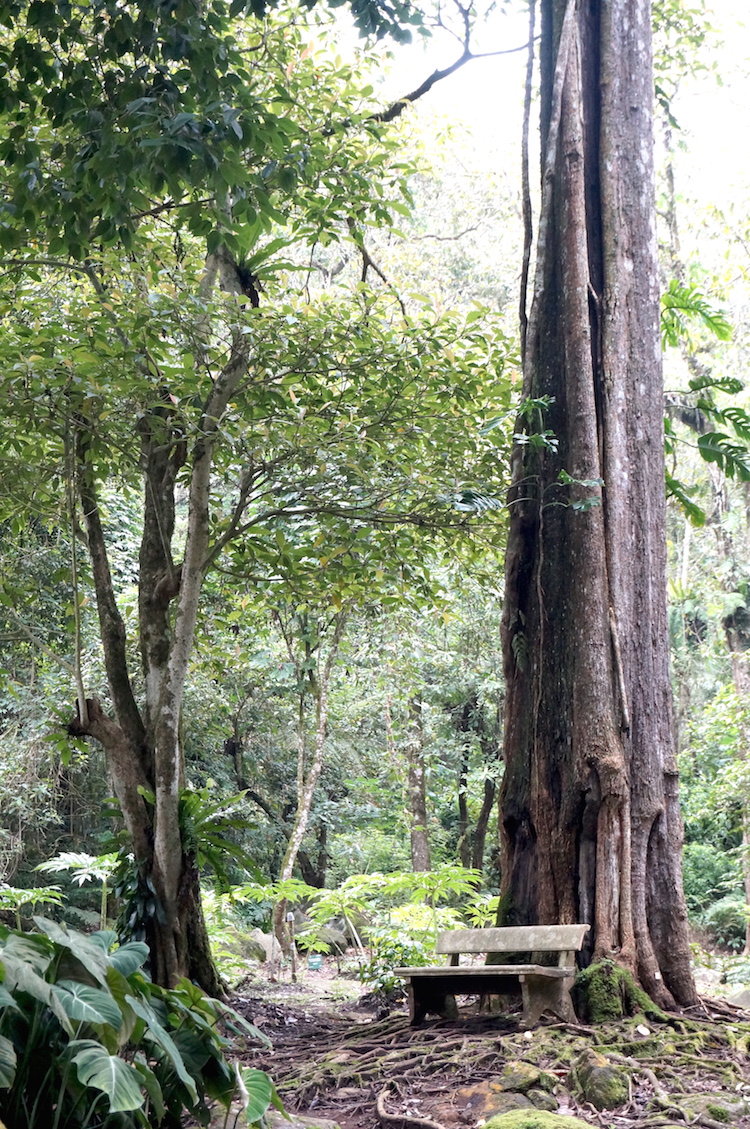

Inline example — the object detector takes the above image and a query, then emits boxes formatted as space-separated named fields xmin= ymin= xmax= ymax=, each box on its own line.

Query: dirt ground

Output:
xmin=232 ymin=961 xmax=750 ymax=1129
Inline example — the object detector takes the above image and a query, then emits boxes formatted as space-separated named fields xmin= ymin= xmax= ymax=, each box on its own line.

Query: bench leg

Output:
xmin=407 ymin=983 xmax=458 ymax=1024
xmin=440 ymin=993 xmax=459 ymax=1020
xmin=406 ymin=983 xmax=428 ymax=1025
xmin=519 ymin=974 xmax=576 ymax=1028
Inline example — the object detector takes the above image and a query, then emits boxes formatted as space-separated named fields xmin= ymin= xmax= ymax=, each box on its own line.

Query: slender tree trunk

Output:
xmin=471 ymin=714 xmax=501 ymax=874
xmin=407 ymin=696 xmax=431 ymax=872
xmin=451 ymin=695 xmax=500 ymax=874
xmin=457 ymin=741 xmax=471 ymax=870
xmin=499 ymin=0 xmax=696 ymax=1007
xmin=70 ymin=314 xmax=250 ymax=994
xmin=272 ymin=613 xmax=347 ymax=940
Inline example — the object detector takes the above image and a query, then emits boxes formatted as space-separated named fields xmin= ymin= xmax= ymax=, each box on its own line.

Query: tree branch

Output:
xmin=373 ymin=41 xmax=534 ymax=123
xmin=76 ymin=424 xmax=147 ymax=760
xmin=6 ymin=609 xmax=75 ymax=676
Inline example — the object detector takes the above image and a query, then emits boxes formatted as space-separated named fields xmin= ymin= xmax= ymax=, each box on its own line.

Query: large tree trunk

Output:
xmin=722 ymin=482 xmax=750 ymax=955
xmin=499 ymin=0 xmax=696 ymax=1008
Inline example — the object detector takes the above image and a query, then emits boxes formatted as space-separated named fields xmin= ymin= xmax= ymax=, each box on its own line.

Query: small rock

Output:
xmin=498 ymin=1061 xmax=541 ymax=1092
xmin=222 ymin=927 xmax=266 ymax=963
xmin=267 ymin=1115 xmax=342 ymax=1129
xmin=296 ymin=924 xmax=348 ymax=955
xmin=527 ymin=1089 xmax=557 ymax=1112
xmin=249 ymin=928 xmax=283 ymax=963
xmin=453 ymin=1082 xmax=531 ymax=1119
xmin=483 ymin=1093 xmax=534 ymax=1116
xmin=728 ymin=987 xmax=750 ymax=1009
xmin=570 ymin=1048 xmax=629 ymax=1110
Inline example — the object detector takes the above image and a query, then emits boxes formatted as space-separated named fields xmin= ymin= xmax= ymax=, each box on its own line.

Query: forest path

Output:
xmin=232 ymin=967 xmax=750 ymax=1129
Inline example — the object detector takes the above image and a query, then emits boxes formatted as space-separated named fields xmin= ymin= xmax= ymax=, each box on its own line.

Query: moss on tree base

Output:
xmin=572 ymin=959 xmax=667 ymax=1023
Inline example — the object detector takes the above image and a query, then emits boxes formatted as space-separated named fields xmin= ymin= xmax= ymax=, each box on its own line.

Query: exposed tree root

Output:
xmin=376 ymin=1086 xmax=448 ymax=1129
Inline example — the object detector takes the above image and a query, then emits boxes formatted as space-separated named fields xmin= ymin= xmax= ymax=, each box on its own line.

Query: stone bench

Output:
xmin=395 ymin=923 xmax=590 ymax=1026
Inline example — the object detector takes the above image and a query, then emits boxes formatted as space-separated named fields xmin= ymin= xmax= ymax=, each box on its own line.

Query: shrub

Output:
xmin=682 ymin=842 xmax=739 ymax=916
xmin=0 ymin=917 xmax=279 ymax=1127
xmin=701 ymin=895 xmax=748 ymax=951
xmin=358 ymin=925 xmax=432 ymax=994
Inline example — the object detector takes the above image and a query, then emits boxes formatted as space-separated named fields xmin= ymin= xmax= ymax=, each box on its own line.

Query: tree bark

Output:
xmin=499 ymin=0 xmax=696 ymax=1008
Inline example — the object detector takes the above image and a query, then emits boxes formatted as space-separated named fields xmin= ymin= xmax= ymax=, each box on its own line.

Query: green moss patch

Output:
xmin=572 ymin=959 xmax=667 ymax=1023
xmin=482 ymin=1113 xmax=591 ymax=1129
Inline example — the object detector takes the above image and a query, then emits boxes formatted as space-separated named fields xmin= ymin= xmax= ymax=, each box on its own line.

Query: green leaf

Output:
xmin=0 ymin=1034 xmax=16 ymax=1088
xmin=90 ymin=930 xmax=119 ymax=952
xmin=1 ymin=932 xmax=52 ymax=973
xmin=133 ymin=1054 xmax=165 ymax=1122
xmin=0 ymin=953 xmax=74 ymax=1035
xmin=666 ymin=474 xmax=706 ymax=527
xmin=697 ymin=432 xmax=750 ymax=481
xmin=239 ymin=1067 xmax=273 ymax=1123
xmin=109 ymin=942 xmax=149 ymax=978
xmin=32 ymin=918 xmax=109 ymax=984
xmin=71 ymin=1039 xmax=145 ymax=1112
xmin=126 ymin=996 xmax=199 ymax=1103
xmin=0 ymin=986 xmax=19 ymax=1011
xmin=661 ymin=280 xmax=732 ymax=347
xmin=53 ymin=981 xmax=123 ymax=1030
xmin=688 ymin=373 xmax=744 ymax=395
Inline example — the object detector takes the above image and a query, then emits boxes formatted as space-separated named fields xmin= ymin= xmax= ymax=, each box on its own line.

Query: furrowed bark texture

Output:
xmin=499 ymin=0 xmax=696 ymax=1007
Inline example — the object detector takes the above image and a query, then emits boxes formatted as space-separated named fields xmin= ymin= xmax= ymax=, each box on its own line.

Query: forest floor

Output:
xmin=233 ymin=960 xmax=750 ymax=1129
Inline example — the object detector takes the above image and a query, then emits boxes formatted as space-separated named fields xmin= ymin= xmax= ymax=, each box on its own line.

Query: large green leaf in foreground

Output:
xmin=71 ymin=1039 xmax=145 ymax=1112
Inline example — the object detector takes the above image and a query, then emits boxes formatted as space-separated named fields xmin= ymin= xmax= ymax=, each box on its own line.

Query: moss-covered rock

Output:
xmin=572 ymin=959 xmax=666 ymax=1023
xmin=527 ymin=1089 xmax=557 ymax=1112
xmin=249 ymin=928 xmax=283 ymax=963
xmin=222 ymin=927 xmax=266 ymax=963
xmin=482 ymin=1113 xmax=591 ymax=1129
xmin=498 ymin=1061 xmax=543 ymax=1092
xmin=570 ymin=1048 xmax=629 ymax=1110
xmin=678 ymin=1093 xmax=749 ymax=1122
